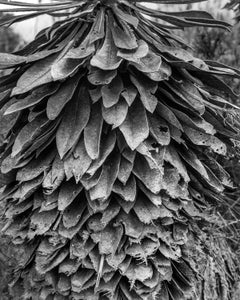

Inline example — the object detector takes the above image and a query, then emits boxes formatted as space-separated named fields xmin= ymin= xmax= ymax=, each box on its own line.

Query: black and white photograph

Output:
xmin=0 ymin=0 xmax=240 ymax=299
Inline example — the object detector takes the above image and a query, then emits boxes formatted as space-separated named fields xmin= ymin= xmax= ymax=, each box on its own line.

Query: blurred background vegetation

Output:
xmin=1 ymin=1 xmax=240 ymax=298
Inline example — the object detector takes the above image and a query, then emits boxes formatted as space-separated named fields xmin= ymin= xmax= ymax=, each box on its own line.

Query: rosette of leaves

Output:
xmin=0 ymin=0 xmax=240 ymax=299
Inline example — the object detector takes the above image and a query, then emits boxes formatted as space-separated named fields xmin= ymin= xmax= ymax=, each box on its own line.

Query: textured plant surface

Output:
xmin=0 ymin=0 xmax=240 ymax=299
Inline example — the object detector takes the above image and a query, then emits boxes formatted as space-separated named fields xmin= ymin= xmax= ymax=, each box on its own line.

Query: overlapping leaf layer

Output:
xmin=0 ymin=0 xmax=240 ymax=299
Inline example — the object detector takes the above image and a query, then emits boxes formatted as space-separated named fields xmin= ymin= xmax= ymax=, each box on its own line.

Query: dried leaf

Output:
xmin=184 ymin=126 xmax=227 ymax=155
xmin=89 ymin=152 xmax=120 ymax=201
xmin=58 ymin=180 xmax=83 ymax=211
xmin=28 ymin=209 xmax=58 ymax=239
xmin=91 ymin=224 xmax=123 ymax=255
xmin=42 ymin=155 xmax=65 ymax=194
xmin=164 ymin=146 xmax=190 ymax=182
xmin=133 ymin=155 xmax=162 ymax=194
xmin=112 ymin=176 xmax=136 ymax=202
xmin=133 ymin=194 xmax=170 ymax=224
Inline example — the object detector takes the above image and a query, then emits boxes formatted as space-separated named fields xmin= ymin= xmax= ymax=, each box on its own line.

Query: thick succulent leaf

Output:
xmin=62 ymin=196 xmax=86 ymax=228
xmin=0 ymin=98 xmax=20 ymax=143
xmin=117 ymin=39 xmax=149 ymax=61
xmin=5 ymin=83 xmax=59 ymax=114
xmin=101 ymin=75 xmax=124 ymax=108
xmin=148 ymin=115 xmax=171 ymax=145
xmin=84 ymin=102 xmax=103 ymax=160
xmin=86 ymin=131 xmax=116 ymax=176
xmin=88 ymin=68 xmax=117 ymax=85
xmin=117 ymin=156 xmax=134 ymax=184
xmin=133 ymin=155 xmax=163 ymax=194
xmin=130 ymin=74 xmax=158 ymax=113
xmin=63 ymin=137 xmax=92 ymax=182
xmin=58 ymin=180 xmax=83 ymax=211
xmin=121 ymin=85 xmax=138 ymax=106
xmin=109 ymin=11 xmax=138 ymax=50
xmin=184 ymin=126 xmax=227 ymax=155
xmin=12 ymin=175 xmax=43 ymax=202
xmin=119 ymin=100 xmax=149 ymax=150
xmin=16 ymin=150 xmax=55 ymax=182
xmin=113 ymin=176 xmax=137 ymax=202
xmin=89 ymin=152 xmax=120 ymax=201
xmin=89 ymin=7 xmax=105 ymax=43
xmin=12 ymin=55 xmax=57 ymax=95
xmin=102 ymin=98 xmax=128 ymax=129
xmin=46 ymin=75 xmax=80 ymax=120
xmin=12 ymin=115 xmax=49 ymax=157
xmin=56 ymin=86 xmax=90 ymax=158
xmin=0 ymin=52 xmax=26 ymax=68
xmin=90 ymin=25 xmax=122 ymax=70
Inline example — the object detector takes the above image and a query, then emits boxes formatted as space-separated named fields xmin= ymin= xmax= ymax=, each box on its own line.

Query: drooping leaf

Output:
xmin=42 ymin=155 xmax=65 ymax=194
xmin=5 ymin=83 xmax=59 ymax=114
xmin=133 ymin=154 xmax=163 ymax=194
xmin=184 ymin=126 xmax=227 ymax=155
xmin=148 ymin=114 xmax=171 ymax=145
xmin=46 ymin=75 xmax=81 ymax=120
xmin=12 ymin=115 xmax=49 ymax=157
xmin=121 ymin=85 xmax=138 ymax=106
xmin=56 ymin=86 xmax=90 ymax=158
xmin=86 ymin=130 xmax=116 ymax=176
xmin=84 ymin=102 xmax=103 ymax=160
xmin=102 ymin=98 xmax=128 ymax=128
xmin=12 ymin=55 xmax=57 ymax=95
xmin=130 ymin=74 xmax=158 ymax=113
xmin=90 ymin=24 xmax=122 ymax=70
xmin=89 ymin=152 xmax=120 ymax=201
xmin=101 ymin=75 xmax=124 ymax=108
xmin=58 ymin=180 xmax=83 ymax=211
xmin=88 ymin=68 xmax=117 ymax=85
xmin=119 ymin=100 xmax=149 ymax=150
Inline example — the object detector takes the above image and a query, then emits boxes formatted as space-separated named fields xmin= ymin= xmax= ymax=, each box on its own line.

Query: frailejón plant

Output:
xmin=0 ymin=0 xmax=240 ymax=299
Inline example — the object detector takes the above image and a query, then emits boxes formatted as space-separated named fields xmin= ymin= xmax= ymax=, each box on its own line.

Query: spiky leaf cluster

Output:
xmin=0 ymin=0 xmax=240 ymax=299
